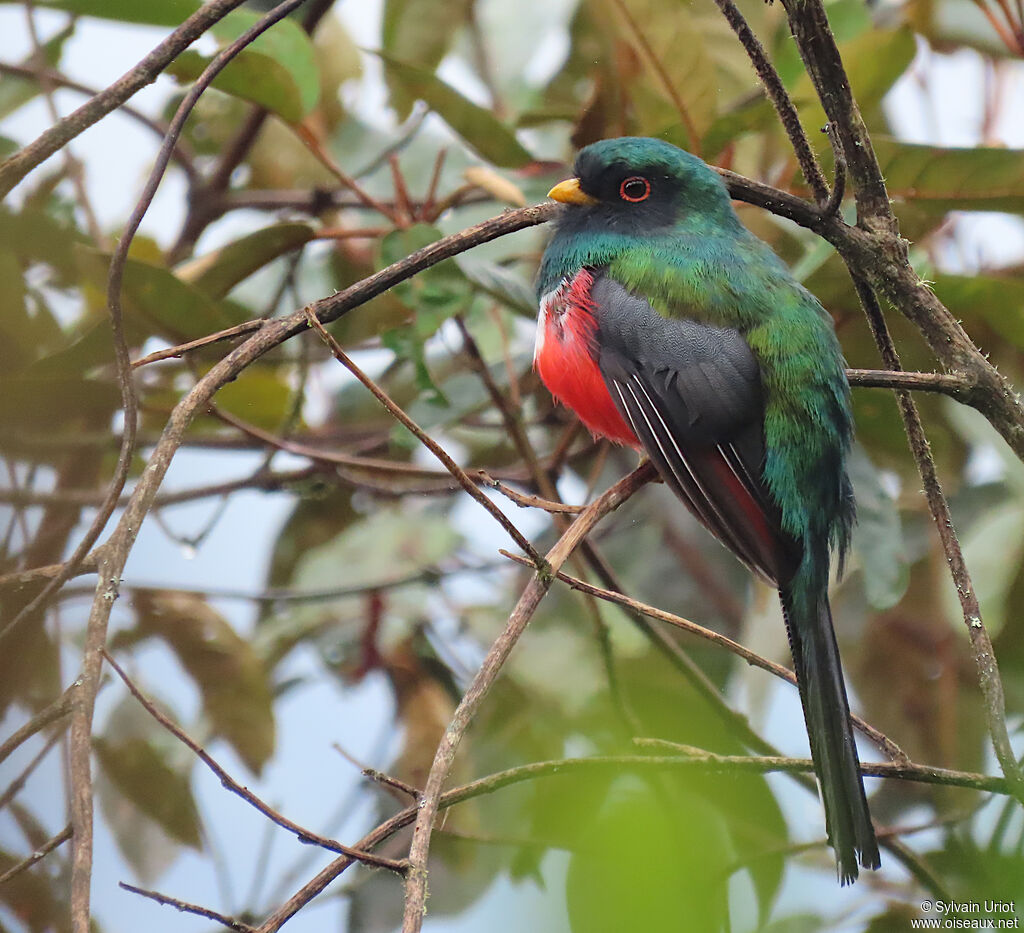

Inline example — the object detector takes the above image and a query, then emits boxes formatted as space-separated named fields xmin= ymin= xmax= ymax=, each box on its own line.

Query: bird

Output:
xmin=534 ymin=136 xmax=880 ymax=884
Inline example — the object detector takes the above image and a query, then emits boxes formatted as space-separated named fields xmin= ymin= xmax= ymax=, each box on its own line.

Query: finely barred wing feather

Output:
xmin=591 ymin=272 xmax=801 ymax=586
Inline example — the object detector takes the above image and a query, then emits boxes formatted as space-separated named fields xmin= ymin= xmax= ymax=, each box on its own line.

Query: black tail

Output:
xmin=779 ymin=586 xmax=880 ymax=884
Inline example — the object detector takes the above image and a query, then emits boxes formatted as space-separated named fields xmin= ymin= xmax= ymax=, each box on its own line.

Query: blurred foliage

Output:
xmin=1 ymin=0 xmax=1024 ymax=931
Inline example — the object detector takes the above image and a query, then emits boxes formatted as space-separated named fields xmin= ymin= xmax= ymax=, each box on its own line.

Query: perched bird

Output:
xmin=535 ymin=137 xmax=880 ymax=883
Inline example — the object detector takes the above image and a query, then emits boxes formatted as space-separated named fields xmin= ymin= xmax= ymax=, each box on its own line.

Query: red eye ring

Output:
xmin=619 ymin=176 xmax=651 ymax=202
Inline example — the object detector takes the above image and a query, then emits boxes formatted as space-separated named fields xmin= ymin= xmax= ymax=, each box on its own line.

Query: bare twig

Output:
xmin=501 ymin=551 xmax=907 ymax=762
xmin=846 ymin=368 xmax=972 ymax=399
xmin=102 ymin=650 xmax=407 ymax=872
xmin=477 ymin=472 xmax=584 ymax=514
xmin=0 ymin=824 xmax=72 ymax=886
xmin=60 ymin=6 xmax=324 ymax=929
xmin=23 ymin=3 xmax=105 ymax=245
xmin=711 ymin=0 xmax=828 ymax=203
xmin=303 ymin=309 xmax=545 ymax=566
xmin=119 ymin=883 xmax=256 ymax=933
xmin=331 ymin=743 xmax=421 ymax=800
xmin=400 ymin=463 xmax=655 ymax=933
xmin=255 ymin=747 xmax=1007 ymax=933
xmin=0 ymin=729 xmax=64 ymax=813
xmin=0 ymin=0 xmax=249 ymax=198
xmin=0 ymin=686 xmax=74 ymax=766
xmin=820 ymin=122 xmax=848 ymax=219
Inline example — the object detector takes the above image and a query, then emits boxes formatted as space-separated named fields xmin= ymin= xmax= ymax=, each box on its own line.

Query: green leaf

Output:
xmin=377 ymin=54 xmax=533 ymax=168
xmin=609 ymin=0 xmax=719 ymax=146
xmin=93 ymin=735 xmax=202 ymax=848
xmin=0 ymin=372 xmax=120 ymax=432
xmin=166 ymin=9 xmax=320 ymax=123
xmin=382 ymin=0 xmax=472 ymax=120
xmin=77 ymin=247 xmax=240 ymax=340
xmin=932 ymin=272 xmax=1024 ymax=347
xmin=134 ymin=591 xmax=276 ymax=774
xmin=177 ymin=221 xmax=314 ymax=299
xmin=565 ymin=777 xmax=731 ymax=933
xmin=873 ymin=138 xmax=1024 ymax=215
xmin=213 ymin=367 xmax=296 ymax=431
xmin=8 ymin=0 xmax=202 ymax=26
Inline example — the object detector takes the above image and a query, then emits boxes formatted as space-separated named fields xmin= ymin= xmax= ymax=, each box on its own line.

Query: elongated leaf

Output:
xmin=932 ymin=272 xmax=1024 ymax=347
xmin=93 ymin=736 xmax=202 ymax=848
xmin=177 ymin=221 xmax=314 ymax=299
xmin=167 ymin=9 xmax=319 ymax=123
xmin=3 ymin=0 xmax=201 ymax=25
xmin=378 ymin=54 xmax=533 ymax=168
xmin=874 ymin=138 xmax=1024 ymax=214
xmin=382 ymin=0 xmax=472 ymax=120
xmin=135 ymin=591 xmax=276 ymax=774
xmin=607 ymin=0 xmax=719 ymax=145
xmin=77 ymin=247 xmax=240 ymax=340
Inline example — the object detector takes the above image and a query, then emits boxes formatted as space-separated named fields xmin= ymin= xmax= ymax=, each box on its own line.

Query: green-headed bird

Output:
xmin=535 ymin=137 xmax=880 ymax=883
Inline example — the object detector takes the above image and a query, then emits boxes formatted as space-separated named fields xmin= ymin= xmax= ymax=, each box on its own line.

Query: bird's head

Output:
xmin=546 ymin=137 xmax=737 ymax=237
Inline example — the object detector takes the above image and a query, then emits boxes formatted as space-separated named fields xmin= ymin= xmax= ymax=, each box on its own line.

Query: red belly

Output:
xmin=535 ymin=271 xmax=639 ymax=448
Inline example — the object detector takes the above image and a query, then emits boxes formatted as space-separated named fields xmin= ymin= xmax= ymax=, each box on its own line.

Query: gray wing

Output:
xmin=591 ymin=272 xmax=801 ymax=586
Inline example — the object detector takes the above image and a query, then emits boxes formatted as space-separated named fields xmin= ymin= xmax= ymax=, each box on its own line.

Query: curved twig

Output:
xmin=400 ymin=463 xmax=656 ymax=933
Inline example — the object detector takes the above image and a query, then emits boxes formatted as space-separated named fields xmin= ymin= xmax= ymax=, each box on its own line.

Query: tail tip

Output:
xmin=837 ymin=844 xmax=882 ymax=886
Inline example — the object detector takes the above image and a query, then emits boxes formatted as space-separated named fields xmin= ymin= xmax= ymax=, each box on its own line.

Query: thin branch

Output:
xmin=303 ymin=308 xmax=545 ymax=567
xmin=102 ymin=650 xmax=407 ymax=873
xmin=710 ymin=0 xmax=828 ymax=203
xmin=777 ymin=0 xmax=895 ymax=231
xmin=0 ymin=824 xmax=72 ymax=886
xmin=501 ymin=551 xmax=907 ymax=763
xmin=477 ymin=472 xmax=584 ymax=514
xmin=820 ymin=122 xmax=848 ymax=219
xmin=0 ymin=729 xmax=63 ymax=813
xmin=23 ymin=3 xmax=105 ymax=245
xmin=130 ymin=320 xmax=264 ymax=367
xmin=0 ymin=61 xmax=198 ymax=183
xmin=255 ymin=747 xmax=1008 ymax=933
xmin=452 ymin=317 xmax=631 ymax=729
xmin=850 ymin=277 xmax=1023 ymax=795
xmin=0 ymin=0 xmax=250 ymax=198
xmin=0 ymin=686 xmax=74 ymax=766
xmin=119 ymin=883 xmax=256 ymax=933
xmin=331 ymin=743 xmax=421 ymax=801
xmin=846 ymin=368 xmax=973 ymax=399
xmin=400 ymin=463 xmax=655 ymax=933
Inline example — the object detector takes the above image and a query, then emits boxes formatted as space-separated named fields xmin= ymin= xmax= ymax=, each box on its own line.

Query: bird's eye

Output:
xmin=619 ymin=176 xmax=651 ymax=203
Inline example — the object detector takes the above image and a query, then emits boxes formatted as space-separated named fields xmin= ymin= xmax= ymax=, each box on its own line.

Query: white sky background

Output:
xmin=1 ymin=2 xmax=1024 ymax=932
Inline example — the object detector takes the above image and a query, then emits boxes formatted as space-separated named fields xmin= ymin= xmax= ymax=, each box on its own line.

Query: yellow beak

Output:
xmin=547 ymin=177 xmax=598 ymax=206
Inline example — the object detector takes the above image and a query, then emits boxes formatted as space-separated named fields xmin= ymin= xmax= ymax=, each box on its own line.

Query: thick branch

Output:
xmin=777 ymin=0 xmax=895 ymax=231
